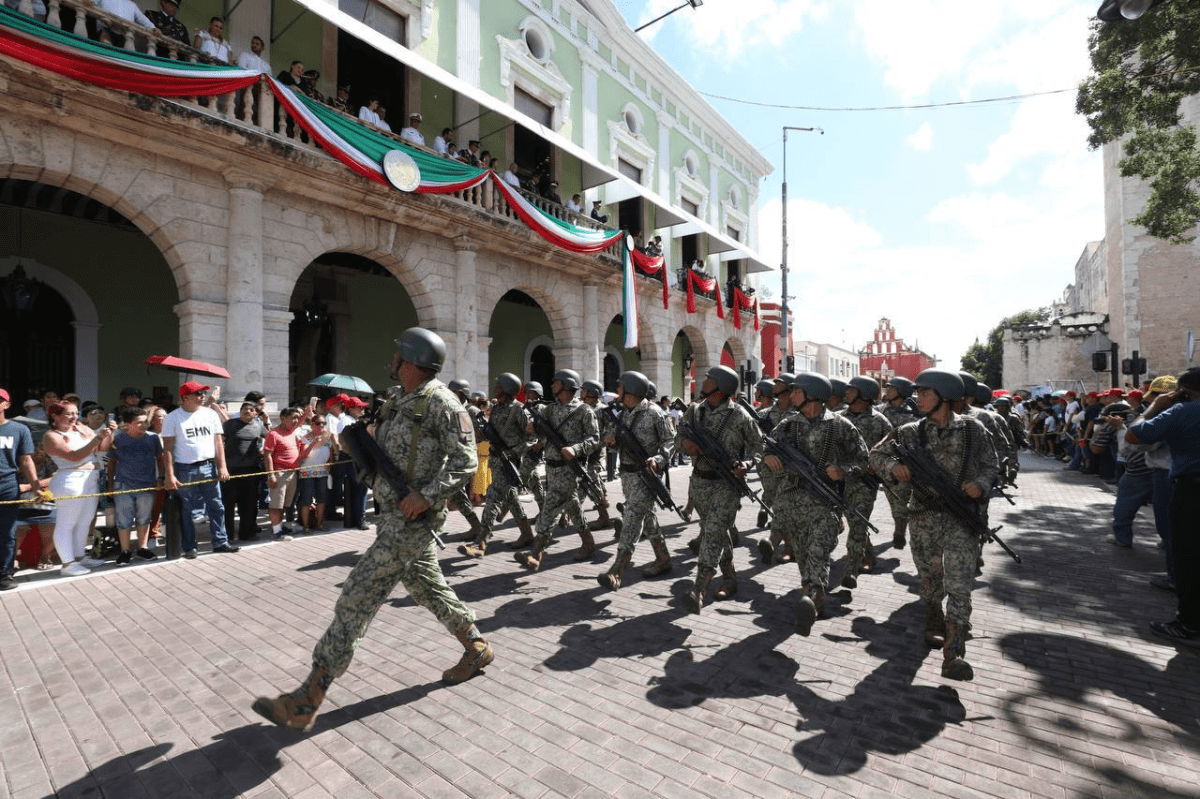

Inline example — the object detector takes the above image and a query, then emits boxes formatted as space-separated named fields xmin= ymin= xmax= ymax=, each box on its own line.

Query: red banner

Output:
xmin=685 ymin=270 xmax=723 ymax=318
xmin=732 ymin=286 xmax=759 ymax=331
xmin=630 ymin=248 xmax=668 ymax=310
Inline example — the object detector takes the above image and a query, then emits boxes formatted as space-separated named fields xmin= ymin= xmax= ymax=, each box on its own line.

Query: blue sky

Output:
xmin=611 ymin=0 xmax=1106 ymax=372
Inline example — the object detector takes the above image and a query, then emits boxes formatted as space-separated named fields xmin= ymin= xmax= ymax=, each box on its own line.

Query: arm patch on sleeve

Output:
xmin=458 ymin=410 xmax=474 ymax=435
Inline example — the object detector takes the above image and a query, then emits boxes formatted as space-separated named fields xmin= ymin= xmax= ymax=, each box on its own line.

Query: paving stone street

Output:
xmin=1 ymin=452 xmax=1197 ymax=799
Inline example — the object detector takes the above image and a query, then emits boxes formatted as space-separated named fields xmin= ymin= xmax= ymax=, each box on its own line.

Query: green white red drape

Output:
xmin=621 ymin=239 xmax=639 ymax=348
xmin=685 ymin=269 xmax=724 ymax=319
xmin=491 ymin=176 xmax=623 ymax=254
xmin=732 ymin=286 xmax=759 ymax=331
xmin=629 ymin=248 xmax=668 ymax=311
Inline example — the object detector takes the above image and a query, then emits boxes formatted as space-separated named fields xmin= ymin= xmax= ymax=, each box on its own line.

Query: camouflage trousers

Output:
xmin=844 ymin=481 xmax=878 ymax=569
xmin=616 ymin=472 xmax=662 ymax=556
xmin=909 ymin=510 xmax=982 ymax=625
xmin=759 ymin=470 xmax=782 ymax=509
xmin=313 ymin=511 xmax=473 ymax=678
xmin=447 ymin=486 xmax=479 ymax=528
xmin=534 ymin=463 xmax=584 ymax=545
xmin=586 ymin=457 xmax=608 ymax=508
xmin=480 ymin=465 xmax=527 ymax=531
xmin=519 ymin=452 xmax=545 ymax=510
xmin=884 ymin=479 xmax=912 ymax=526
xmin=693 ymin=477 xmax=739 ymax=574
xmin=774 ymin=484 xmax=842 ymax=590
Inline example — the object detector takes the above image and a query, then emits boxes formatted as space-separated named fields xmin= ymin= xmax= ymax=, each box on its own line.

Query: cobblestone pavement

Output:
xmin=1 ymin=452 xmax=1197 ymax=799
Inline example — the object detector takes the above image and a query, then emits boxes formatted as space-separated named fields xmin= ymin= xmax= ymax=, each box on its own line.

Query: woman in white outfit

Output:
xmin=42 ymin=402 xmax=114 ymax=577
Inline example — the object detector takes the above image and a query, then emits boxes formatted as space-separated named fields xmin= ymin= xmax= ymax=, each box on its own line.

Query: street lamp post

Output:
xmin=780 ymin=125 xmax=823 ymax=366
xmin=635 ymin=0 xmax=703 ymax=33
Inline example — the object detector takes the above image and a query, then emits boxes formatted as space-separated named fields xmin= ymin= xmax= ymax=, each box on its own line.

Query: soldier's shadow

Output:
xmin=296 ymin=550 xmax=362 ymax=572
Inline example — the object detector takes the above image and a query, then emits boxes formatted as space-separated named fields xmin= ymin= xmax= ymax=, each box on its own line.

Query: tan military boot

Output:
xmin=941 ymin=621 xmax=974 ymax=681
xmin=713 ymin=558 xmax=738 ymax=600
xmin=575 ymin=525 xmax=596 ymax=561
xmin=508 ymin=516 xmax=535 ymax=549
xmin=588 ymin=504 xmax=611 ymax=532
xmin=516 ymin=539 xmax=546 ymax=571
xmin=251 ymin=666 xmax=331 ymax=732
xmin=640 ymin=539 xmax=672 ymax=578
xmin=443 ymin=625 xmax=494 ymax=685
xmin=596 ymin=549 xmax=632 ymax=591
xmin=458 ymin=535 xmax=488 ymax=559
xmin=923 ymin=601 xmax=946 ymax=649
xmin=685 ymin=570 xmax=715 ymax=614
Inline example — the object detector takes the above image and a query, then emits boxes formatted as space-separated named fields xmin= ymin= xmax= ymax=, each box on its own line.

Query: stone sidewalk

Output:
xmin=1 ymin=453 xmax=1197 ymax=799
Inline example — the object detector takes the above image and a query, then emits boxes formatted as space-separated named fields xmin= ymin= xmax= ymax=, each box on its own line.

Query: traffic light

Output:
xmin=786 ymin=355 xmax=795 ymax=372
xmin=1121 ymin=357 xmax=1147 ymax=376
xmin=1091 ymin=352 xmax=1107 ymax=372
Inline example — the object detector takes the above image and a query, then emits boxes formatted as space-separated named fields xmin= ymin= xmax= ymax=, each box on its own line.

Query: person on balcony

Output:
xmin=590 ymin=199 xmax=608 ymax=225
xmin=299 ymin=69 xmax=323 ymax=102
xmin=375 ymin=104 xmax=392 ymax=133
xmin=357 ymin=94 xmax=382 ymax=127
xmin=91 ymin=0 xmax=155 ymax=46
xmin=543 ymin=181 xmax=562 ymax=206
xmin=434 ymin=127 xmax=453 ymax=155
xmin=193 ymin=16 xmax=231 ymax=62
xmin=502 ymin=162 xmax=521 ymax=188
xmin=277 ymin=60 xmax=303 ymax=88
xmin=328 ymin=84 xmax=351 ymax=113
xmin=400 ymin=112 xmax=425 ymax=147
xmin=566 ymin=194 xmax=582 ymax=213
xmin=236 ymin=35 xmax=269 ymax=73
xmin=146 ymin=0 xmax=187 ymax=46
xmin=465 ymin=140 xmax=481 ymax=167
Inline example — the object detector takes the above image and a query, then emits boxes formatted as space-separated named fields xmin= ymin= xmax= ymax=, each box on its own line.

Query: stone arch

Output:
xmin=478 ymin=279 xmax=578 ymax=354
xmin=487 ymin=288 xmax=560 ymax=387
xmin=723 ymin=335 xmax=749 ymax=368
xmin=678 ymin=324 xmax=712 ymax=371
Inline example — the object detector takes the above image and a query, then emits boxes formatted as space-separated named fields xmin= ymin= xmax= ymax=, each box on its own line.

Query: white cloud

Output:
xmin=639 ymin=0 xmax=829 ymax=60
xmin=966 ymin=96 xmax=1093 ymax=184
xmin=906 ymin=122 xmax=933 ymax=151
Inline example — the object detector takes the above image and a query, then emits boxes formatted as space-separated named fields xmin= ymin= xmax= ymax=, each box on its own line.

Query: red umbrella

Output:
xmin=144 ymin=355 xmax=231 ymax=379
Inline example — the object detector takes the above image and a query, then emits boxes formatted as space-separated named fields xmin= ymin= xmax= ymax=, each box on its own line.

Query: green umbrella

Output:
xmin=308 ymin=373 xmax=374 ymax=394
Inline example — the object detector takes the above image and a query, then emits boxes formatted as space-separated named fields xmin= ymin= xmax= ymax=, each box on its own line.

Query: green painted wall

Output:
xmin=420 ymin=73 xmax=456 ymax=135
xmin=603 ymin=320 xmax=641 ymax=373
xmin=487 ymin=298 xmax=552 ymax=384
xmin=0 ymin=207 xmax=179 ymax=405
xmin=345 ymin=271 xmax=418 ymax=391
xmin=479 ymin=0 xmax=529 ymax=99
xmin=269 ymin=0 xmax=326 ymax=80
xmin=671 ymin=332 xmax=690 ymax=399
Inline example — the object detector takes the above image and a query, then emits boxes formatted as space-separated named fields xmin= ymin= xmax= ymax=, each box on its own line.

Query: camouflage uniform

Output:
xmin=518 ymin=405 xmax=546 ymax=512
xmin=878 ymin=400 xmax=919 ymax=531
xmin=839 ymin=406 xmax=893 ymax=574
xmin=677 ymin=400 xmax=762 ymax=578
xmin=532 ymin=399 xmax=600 ymax=547
xmin=771 ymin=409 xmax=868 ymax=593
xmin=967 ymin=405 xmax=1016 ymax=491
xmin=447 ymin=402 xmax=482 ymax=531
xmin=998 ymin=410 xmax=1025 ymax=484
xmin=614 ymin=400 xmax=675 ymax=555
xmin=313 ymin=377 xmax=477 ymax=678
xmin=869 ymin=414 xmax=998 ymax=628
xmin=585 ymin=402 xmax=613 ymax=512
xmin=479 ymin=400 xmax=531 ymax=532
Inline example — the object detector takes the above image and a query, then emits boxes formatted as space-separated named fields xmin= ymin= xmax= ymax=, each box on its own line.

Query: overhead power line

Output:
xmin=699 ymin=87 xmax=1074 ymax=112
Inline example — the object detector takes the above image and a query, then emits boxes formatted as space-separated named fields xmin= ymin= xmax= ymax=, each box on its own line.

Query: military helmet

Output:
xmin=447 ymin=379 xmax=470 ymax=397
xmin=394 ymin=327 xmax=446 ymax=373
xmin=887 ymin=376 xmax=914 ymax=398
xmin=553 ymin=369 xmax=582 ymax=391
xmin=974 ymin=382 xmax=993 ymax=406
xmin=791 ymin=372 xmax=832 ymax=402
xmin=704 ymin=365 xmax=739 ymax=397
xmin=774 ymin=372 xmax=795 ymax=386
xmin=581 ymin=379 xmax=603 ymax=399
xmin=755 ymin=379 xmax=774 ymax=396
xmin=1103 ymin=400 xmax=1132 ymax=417
xmin=647 ymin=381 xmax=657 ymax=398
xmin=848 ymin=375 xmax=881 ymax=403
xmin=619 ymin=370 xmax=650 ymax=398
xmin=828 ymin=378 xmax=848 ymax=398
xmin=524 ymin=381 xmax=543 ymax=397
xmin=993 ymin=394 xmax=1013 ymax=405
xmin=957 ymin=371 xmax=978 ymax=400
xmin=494 ymin=372 xmax=522 ymax=397
xmin=914 ymin=368 xmax=965 ymax=401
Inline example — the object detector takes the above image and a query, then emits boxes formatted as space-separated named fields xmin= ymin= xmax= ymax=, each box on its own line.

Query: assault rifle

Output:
xmin=761 ymin=434 xmax=878 ymax=534
xmin=889 ymin=440 xmax=1022 ymax=564
xmin=473 ymin=413 xmax=526 ymax=492
xmin=736 ymin=395 xmax=777 ymax=435
xmin=528 ymin=404 xmax=606 ymax=505
xmin=340 ymin=416 xmax=444 ymax=549
xmin=600 ymin=404 xmax=687 ymax=522
xmin=679 ymin=417 xmax=771 ymax=517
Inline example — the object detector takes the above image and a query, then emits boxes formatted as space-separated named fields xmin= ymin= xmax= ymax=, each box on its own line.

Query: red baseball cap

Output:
xmin=1086 ymin=392 xmax=1099 ymax=398
xmin=325 ymin=395 xmax=347 ymax=408
xmin=1065 ymin=391 xmax=1077 ymax=397
xmin=1127 ymin=389 xmax=1143 ymax=400
xmin=179 ymin=380 xmax=210 ymax=398
xmin=0 ymin=388 xmax=9 ymax=402
xmin=345 ymin=397 xmax=367 ymax=408
xmin=1105 ymin=388 xmax=1124 ymax=396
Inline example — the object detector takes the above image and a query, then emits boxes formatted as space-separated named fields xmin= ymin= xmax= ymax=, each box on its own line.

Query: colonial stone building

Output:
xmin=858 ymin=317 xmax=935 ymax=382
xmin=0 ymin=0 xmax=772 ymax=407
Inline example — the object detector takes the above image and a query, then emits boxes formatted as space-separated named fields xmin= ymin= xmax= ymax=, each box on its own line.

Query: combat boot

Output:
xmin=443 ymin=624 xmax=494 ymax=685
xmin=509 ymin=516 xmax=535 ymax=549
xmin=575 ymin=524 xmax=596 ymax=561
xmin=840 ymin=566 xmax=858 ymax=589
xmin=458 ymin=532 xmax=488 ymax=559
xmin=465 ymin=512 xmax=483 ymax=540
xmin=892 ymin=519 xmax=907 ymax=549
xmin=685 ymin=570 xmax=715 ymax=614
xmin=588 ymin=504 xmax=612 ymax=532
xmin=640 ymin=538 xmax=673 ymax=578
xmin=923 ymin=601 xmax=946 ymax=649
xmin=251 ymin=666 xmax=331 ymax=732
xmin=778 ymin=543 xmax=795 ymax=564
xmin=597 ymin=549 xmax=632 ymax=590
xmin=795 ymin=582 xmax=817 ymax=637
xmin=756 ymin=508 xmax=770 ymax=529
xmin=687 ymin=536 xmax=701 ymax=554
xmin=713 ymin=558 xmax=738 ymax=601
xmin=516 ymin=538 xmax=547 ymax=571
xmin=861 ymin=543 xmax=876 ymax=573
xmin=941 ymin=621 xmax=974 ymax=681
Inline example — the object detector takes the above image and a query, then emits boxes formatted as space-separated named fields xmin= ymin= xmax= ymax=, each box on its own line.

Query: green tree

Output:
xmin=962 ymin=308 xmax=1050 ymax=389
xmin=1076 ymin=4 xmax=1200 ymax=243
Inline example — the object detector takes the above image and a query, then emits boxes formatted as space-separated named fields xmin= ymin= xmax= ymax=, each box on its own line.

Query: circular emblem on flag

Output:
xmin=625 ymin=234 xmax=635 ymax=250
xmin=382 ymin=150 xmax=421 ymax=192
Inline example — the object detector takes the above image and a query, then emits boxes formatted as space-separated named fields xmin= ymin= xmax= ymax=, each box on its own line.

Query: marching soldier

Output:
xmin=765 ymin=373 xmax=868 ymax=636
xmin=460 ymin=373 xmax=533 ymax=557
xmin=519 ymin=381 xmax=547 ymax=515
xmin=992 ymin=395 xmax=1025 ymax=484
xmin=970 ymin=381 xmax=1018 ymax=487
xmin=445 ymin=379 xmax=483 ymax=540
xmin=580 ymin=380 xmax=613 ymax=531
xmin=827 ymin=378 xmax=849 ymax=413
xmin=758 ymin=373 xmax=795 ymax=560
xmin=517 ymin=370 xmax=601 ymax=569
xmin=869 ymin=369 xmax=998 ymax=680
xmin=838 ymin=375 xmax=893 ymax=586
xmin=253 ymin=328 xmax=492 ymax=732
xmin=878 ymin=376 xmax=919 ymax=548
xmin=597 ymin=371 xmax=675 ymax=589
xmin=676 ymin=366 xmax=762 ymax=612
xmin=955 ymin=373 xmax=1007 ymax=575
xmin=755 ymin=379 xmax=775 ymax=411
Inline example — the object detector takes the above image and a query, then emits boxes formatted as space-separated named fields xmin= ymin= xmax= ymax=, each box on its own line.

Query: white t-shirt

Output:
xmin=502 ymin=170 xmax=521 ymax=188
xmin=98 ymin=0 xmax=153 ymax=28
xmin=162 ymin=406 xmax=223 ymax=464
xmin=358 ymin=106 xmax=381 ymax=126
xmin=195 ymin=31 xmax=232 ymax=62
xmin=237 ymin=51 xmax=270 ymax=73
xmin=433 ymin=136 xmax=448 ymax=154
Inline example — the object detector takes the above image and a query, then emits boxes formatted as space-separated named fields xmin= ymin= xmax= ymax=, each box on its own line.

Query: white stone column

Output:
xmin=450 ymin=236 xmax=480 ymax=384
xmin=224 ymin=171 xmax=270 ymax=399
xmin=261 ymin=308 xmax=294 ymax=404
xmin=174 ymin=298 xmax=231 ymax=388
xmin=641 ymin=358 xmax=671 ymax=400
xmin=580 ymin=47 xmax=601 ymax=204
xmin=656 ymin=110 xmax=672 ymax=199
xmin=582 ymin=281 xmax=600 ymax=379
